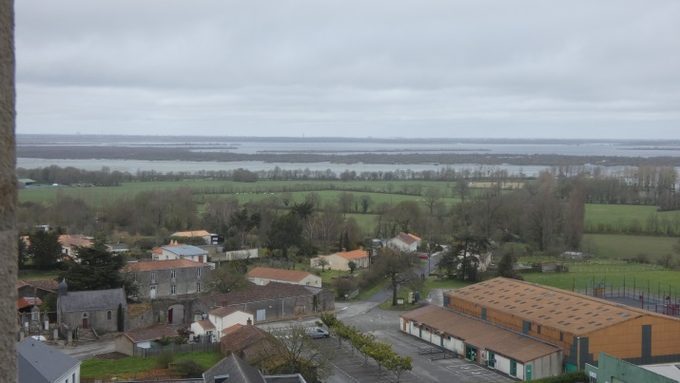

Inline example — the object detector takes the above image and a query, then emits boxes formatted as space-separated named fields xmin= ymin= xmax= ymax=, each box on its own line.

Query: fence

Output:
xmin=133 ymin=341 xmax=220 ymax=358
xmin=579 ymin=278 xmax=680 ymax=317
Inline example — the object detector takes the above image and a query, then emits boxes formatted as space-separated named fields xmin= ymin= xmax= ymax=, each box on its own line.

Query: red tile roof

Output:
xmin=172 ymin=230 xmax=212 ymax=237
xmin=123 ymin=259 xmax=206 ymax=272
xmin=196 ymin=320 xmax=215 ymax=330
xmin=17 ymin=297 xmax=42 ymax=310
xmin=247 ymin=267 xmax=314 ymax=283
xmin=58 ymin=234 xmax=93 ymax=248
xmin=16 ymin=279 xmax=59 ymax=292
xmin=334 ymin=249 xmax=369 ymax=260
xmin=395 ymin=232 xmax=421 ymax=245
xmin=210 ymin=306 xmax=247 ymax=318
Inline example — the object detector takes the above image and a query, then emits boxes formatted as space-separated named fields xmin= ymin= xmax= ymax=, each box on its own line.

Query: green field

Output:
xmin=583 ymin=233 xmax=678 ymax=261
xmin=522 ymin=260 xmax=680 ymax=294
xmin=81 ymin=351 xmax=222 ymax=379
xmin=585 ymin=204 xmax=680 ymax=235
xmin=19 ymin=179 xmax=463 ymax=207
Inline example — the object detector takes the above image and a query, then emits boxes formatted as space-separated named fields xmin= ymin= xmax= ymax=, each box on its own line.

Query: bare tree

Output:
xmin=0 ymin=1 xmax=17 ymax=379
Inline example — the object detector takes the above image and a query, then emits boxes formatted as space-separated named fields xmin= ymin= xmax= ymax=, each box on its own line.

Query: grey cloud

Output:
xmin=14 ymin=0 xmax=680 ymax=138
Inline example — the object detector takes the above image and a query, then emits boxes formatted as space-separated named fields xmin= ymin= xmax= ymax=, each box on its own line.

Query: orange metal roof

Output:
xmin=247 ymin=267 xmax=314 ymax=283
xmin=395 ymin=232 xmax=421 ymax=245
xmin=402 ymin=305 xmax=561 ymax=363
xmin=123 ymin=259 xmax=206 ymax=272
xmin=334 ymin=249 xmax=369 ymax=260
xmin=446 ymin=277 xmax=679 ymax=335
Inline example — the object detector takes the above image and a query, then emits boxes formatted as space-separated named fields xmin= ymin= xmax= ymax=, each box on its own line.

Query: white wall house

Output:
xmin=152 ymin=244 xmax=209 ymax=263
xmin=387 ymin=232 xmax=421 ymax=253
xmin=310 ymin=249 xmax=369 ymax=272
xmin=207 ymin=308 xmax=254 ymax=339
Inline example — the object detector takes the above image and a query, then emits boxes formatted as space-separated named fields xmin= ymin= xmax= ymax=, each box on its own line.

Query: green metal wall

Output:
xmin=585 ymin=353 xmax=677 ymax=383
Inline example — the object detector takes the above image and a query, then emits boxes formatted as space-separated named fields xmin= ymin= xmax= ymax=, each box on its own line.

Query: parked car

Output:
xmin=306 ymin=327 xmax=330 ymax=339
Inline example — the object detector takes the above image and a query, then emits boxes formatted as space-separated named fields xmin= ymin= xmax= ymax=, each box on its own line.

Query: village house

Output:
xmin=123 ymin=259 xmax=212 ymax=300
xmin=18 ymin=338 xmax=81 ymax=383
xmin=198 ymin=281 xmax=334 ymax=324
xmin=247 ymin=267 xmax=322 ymax=288
xmin=310 ymin=249 xmax=369 ymax=271
xmin=387 ymin=232 xmax=422 ymax=253
xmin=171 ymin=230 xmax=220 ymax=245
xmin=219 ymin=324 xmax=278 ymax=365
xmin=58 ymin=234 xmax=93 ymax=259
xmin=191 ymin=307 xmax=253 ymax=342
xmin=56 ymin=280 xmax=126 ymax=334
xmin=152 ymin=243 xmax=210 ymax=263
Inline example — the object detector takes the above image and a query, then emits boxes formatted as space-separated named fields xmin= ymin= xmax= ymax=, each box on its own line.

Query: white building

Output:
xmin=207 ymin=308 xmax=254 ymax=340
xmin=388 ymin=232 xmax=422 ymax=253
xmin=152 ymin=243 xmax=209 ymax=263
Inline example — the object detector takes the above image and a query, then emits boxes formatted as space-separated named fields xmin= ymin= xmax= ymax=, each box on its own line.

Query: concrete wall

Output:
xmin=115 ymin=335 xmax=134 ymax=356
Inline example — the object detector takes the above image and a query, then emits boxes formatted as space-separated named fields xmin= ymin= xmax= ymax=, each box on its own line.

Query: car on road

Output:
xmin=306 ymin=327 xmax=330 ymax=339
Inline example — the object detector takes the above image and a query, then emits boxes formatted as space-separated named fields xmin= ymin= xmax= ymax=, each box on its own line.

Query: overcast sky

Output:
xmin=15 ymin=1 xmax=680 ymax=139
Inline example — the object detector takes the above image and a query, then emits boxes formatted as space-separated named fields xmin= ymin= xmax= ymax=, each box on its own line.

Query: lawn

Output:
xmin=521 ymin=260 xmax=680 ymax=294
xmin=18 ymin=269 xmax=60 ymax=281
xmin=583 ymin=233 xmax=678 ymax=261
xmin=80 ymin=351 xmax=222 ymax=379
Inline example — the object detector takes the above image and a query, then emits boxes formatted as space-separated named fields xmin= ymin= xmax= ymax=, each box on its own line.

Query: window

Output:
xmin=151 ymin=272 xmax=157 ymax=284
xmin=107 ymin=310 xmax=112 ymax=320
xmin=170 ymin=269 xmax=176 ymax=279
xmin=171 ymin=284 xmax=176 ymax=295
xmin=197 ymin=282 xmax=201 ymax=292
xmin=510 ymin=360 xmax=517 ymax=376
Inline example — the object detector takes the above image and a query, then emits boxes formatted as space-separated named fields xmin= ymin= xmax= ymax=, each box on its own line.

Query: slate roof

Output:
xmin=122 ymin=324 xmax=181 ymax=343
xmin=162 ymin=244 xmax=209 ymax=257
xmin=123 ymin=259 xmax=206 ymax=272
xmin=202 ymin=282 xmax=320 ymax=307
xmin=18 ymin=338 xmax=80 ymax=383
xmin=446 ymin=277 xmax=677 ymax=335
xmin=247 ymin=267 xmax=314 ymax=283
xmin=402 ymin=305 xmax=561 ymax=363
xmin=58 ymin=288 xmax=126 ymax=313
xmin=203 ymin=354 xmax=265 ymax=383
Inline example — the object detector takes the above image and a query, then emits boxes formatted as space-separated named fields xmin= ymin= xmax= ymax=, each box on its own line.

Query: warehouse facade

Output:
xmin=444 ymin=277 xmax=680 ymax=371
xmin=401 ymin=305 xmax=562 ymax=380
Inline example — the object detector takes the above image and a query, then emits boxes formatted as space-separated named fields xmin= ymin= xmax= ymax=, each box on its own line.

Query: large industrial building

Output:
xmin=401 ymin=277 xmax=680 ymax=381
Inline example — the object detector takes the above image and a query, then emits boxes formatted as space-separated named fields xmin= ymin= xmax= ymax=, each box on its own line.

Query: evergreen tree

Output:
xmin=59 ymin=242 xmax=125 ymax=291
xmin=29 ymin=230 xmax=61 ymax=269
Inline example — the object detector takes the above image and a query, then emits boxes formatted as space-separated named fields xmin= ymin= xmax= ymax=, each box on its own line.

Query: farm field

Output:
xmin=18 ymin=179 xmax=463 ymax=206
xmin=585 ymin=204 xmax=680 ymax=236
xmin=583 ymin=233 xmax=678 ymax=261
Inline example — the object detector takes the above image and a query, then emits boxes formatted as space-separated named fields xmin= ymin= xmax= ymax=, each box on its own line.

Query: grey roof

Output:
xmin=163 ymin=244 xmax=209 ymax=257
xmin=18 ymin=338 xmax=80 ymax=383
xmin=264 ymin=375 xmax=308 ymax=383
xmin=58 ymin=288 xmax=126 ymax=313
xmin=203 ymin=354 xmax=265 ymax=383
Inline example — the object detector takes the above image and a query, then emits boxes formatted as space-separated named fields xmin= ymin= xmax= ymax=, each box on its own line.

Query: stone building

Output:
xmin=123 ymin=259 xmax=212 ymax=300
xmin=56 ymin=280 xmax=127 ymax=334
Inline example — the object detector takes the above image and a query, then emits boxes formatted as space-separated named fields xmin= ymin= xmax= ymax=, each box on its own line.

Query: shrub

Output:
xmin=156 ymin=352 xmax=174 ymax=369
xmin=173 ymin=360 xmax=204 ymax=378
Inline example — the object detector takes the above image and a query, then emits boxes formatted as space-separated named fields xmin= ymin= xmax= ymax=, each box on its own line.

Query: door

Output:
xmin=526 ymin=364 xmax=532 ymax=381
xmin=487 ymin=351 xmax=496 ymax=368
xmin=82 ymin=313 xmax=89 ymax=328
xmin=465 ymin=345 xmax=477 ymax=361
xmin=168 ymin=308 xmax=174 ymax=324
xmin=510 ymin=360 xmax=517 ymax=377
xmin=256 ymin=309 xmax=266 ymax=322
